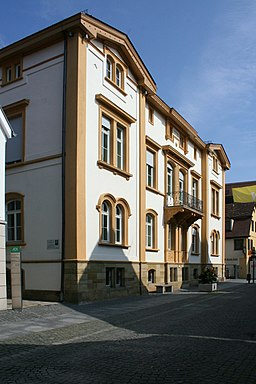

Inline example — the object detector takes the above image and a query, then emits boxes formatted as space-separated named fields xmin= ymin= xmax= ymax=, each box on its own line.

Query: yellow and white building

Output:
xmin=0 ymin=13 xmax=230 ymax=302
xmin=0 ymin=107 xmax=12 ymax=309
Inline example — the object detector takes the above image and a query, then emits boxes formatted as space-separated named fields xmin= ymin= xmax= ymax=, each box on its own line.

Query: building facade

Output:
xmin=0 ymin=107 xmax=12 ymax=309
xmin=225 ymin=181 xmax=256 ymax=279
xmin=0 ymin=13 xmax=230 ymax=303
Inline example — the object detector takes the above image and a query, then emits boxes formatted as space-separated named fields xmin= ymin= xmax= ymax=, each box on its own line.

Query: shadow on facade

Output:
xmin=63 ymin=242 xmax=149 ymax=304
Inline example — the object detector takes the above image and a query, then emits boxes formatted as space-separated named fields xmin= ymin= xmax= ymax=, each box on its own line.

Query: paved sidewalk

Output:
xmin=0 ymin=279 xmax=249 ymax=341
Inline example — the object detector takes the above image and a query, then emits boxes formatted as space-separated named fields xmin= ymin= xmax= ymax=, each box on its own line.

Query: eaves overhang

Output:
xmin=0 ymin=12 xmax=157 ymax=95
xmin=207 ymin=143 xmax=231 ymax=170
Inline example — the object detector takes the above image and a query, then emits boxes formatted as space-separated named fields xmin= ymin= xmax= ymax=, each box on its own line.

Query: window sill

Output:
xmin=97 ymin=160 xmax=132 ymax=180
xmin=98 ymin=242 xmax=129 ymax=249
xmin=2 ymin=76 xmax=23 ymax=87
xmin=146 ymin=186 xmax=164 ymax=196
xmin=191 ymin=252 xmax=200 ymax=256
xmin=211 ymin=254 xmax=220 ymax=257
xmin=6 ymin=242 xmax=26 ymax=247
xmin=146 ymin=248 xmax=159 ymax=252
xmin=104 ymin=76 xmax=127 ymax=96
xmin=211 ymin=213 xmax=221 ymax=219
xmin=212 ymin=168 xmax=219 ymax=175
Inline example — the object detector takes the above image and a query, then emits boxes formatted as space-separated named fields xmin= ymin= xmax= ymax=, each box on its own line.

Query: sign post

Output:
xmin=10 ymin=246 xmax=22 ymax=310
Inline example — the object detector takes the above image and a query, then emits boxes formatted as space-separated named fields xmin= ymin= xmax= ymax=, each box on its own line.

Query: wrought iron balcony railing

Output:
xmin=166 ymin=191 xmax=203 ymax=213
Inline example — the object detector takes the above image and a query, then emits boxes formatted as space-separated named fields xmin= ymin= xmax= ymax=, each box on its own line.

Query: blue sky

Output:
xmin=1 ymin=0 xmax=255 ymax=183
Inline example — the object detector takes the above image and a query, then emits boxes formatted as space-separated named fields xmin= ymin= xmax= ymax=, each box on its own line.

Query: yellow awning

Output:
xmin=233 ymin=186 xmax=256 ymax=203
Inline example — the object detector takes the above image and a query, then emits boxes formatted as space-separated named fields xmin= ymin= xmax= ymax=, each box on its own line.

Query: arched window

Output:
xmin=106 ymin=56 xmax=113 ymax=80
xmin=105 ymin=53 xmax=125 ymax=91
xmin=146 ymin=214 xmax=153 ymax=248
xmin=6 ymin=193 xmax=24 ymax=244
xmin=211 ymin=230 xmax=220 ymax=255
xmin=97 ymin=194 xmax=131 ymax=247
xmin=102 ymin=201 xmax=110 ymax=242
xmin=148 ymin=269 xmax=155 ymax=283
xmin=191 ymin=225 xmax=199 ymax=254
xmin=146 ymin=210 xmax=158 ymax=250
xmin=115 ymin=205 xmax=123 ymax=244
xmin=116 ymin=64 xmax=123 ymax=87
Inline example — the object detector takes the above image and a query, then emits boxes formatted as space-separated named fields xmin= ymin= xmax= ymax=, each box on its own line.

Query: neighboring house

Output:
xmin=0 ymin=107 xmax=12 ymax=310
xmin=225 ymin=181 xmax=256 ymax=279
xmin=0 ymin=13 xmax=230 ymax=303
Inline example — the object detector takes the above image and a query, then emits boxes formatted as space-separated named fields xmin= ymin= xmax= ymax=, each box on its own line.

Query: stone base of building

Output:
xmin=4 ymin=261 xmax=225 ymax=304
xmin=0 ymin=223 xmax=7 ymax=311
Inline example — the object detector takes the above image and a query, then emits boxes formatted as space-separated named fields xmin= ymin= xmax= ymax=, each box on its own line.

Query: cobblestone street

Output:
xmin=0 ymin=281 xmax=256 ymax=383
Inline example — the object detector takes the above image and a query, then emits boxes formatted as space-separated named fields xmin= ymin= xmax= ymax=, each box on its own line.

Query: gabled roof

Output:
xmin=226 ymin=202 xmax=256 ymax=219
xmin=207 ymin=143 xmax=231 ymax=170
xmin=225 ymin=202 xmax=256 ymax=239
xmin=0 ymin=12 xmax=156 ymax=94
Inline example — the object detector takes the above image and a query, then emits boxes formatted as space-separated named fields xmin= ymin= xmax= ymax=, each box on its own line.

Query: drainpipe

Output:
xmin=60 ymin=34 xmax=67 ymax=302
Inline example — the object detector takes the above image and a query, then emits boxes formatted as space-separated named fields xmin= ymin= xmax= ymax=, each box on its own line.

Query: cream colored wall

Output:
xmin=85 ymin=43 xmax=139 ymax=263
xmin=208 ymin=154 xmax=224 ymax=265
xmin=6 ymin=158 xmax=62 ymax=290
xmin=1 ymin=42 xmax=64 ymax=293
xmin=0 ymin=112 xmax=11 ymax=309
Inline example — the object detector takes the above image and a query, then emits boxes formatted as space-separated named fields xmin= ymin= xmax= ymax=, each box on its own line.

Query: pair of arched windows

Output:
xmin=106 ymin=55 xmax=124 ymax=89
xmin=98 ymin=194 xmax=131 ymax=247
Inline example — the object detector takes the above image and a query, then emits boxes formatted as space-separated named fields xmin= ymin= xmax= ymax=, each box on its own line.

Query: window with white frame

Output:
xmin=116 ymin=124 xmax=124 ymax=170
xmin=191 ymin=226 xmax=199 ymax=254
xmin=105 ymin=53 xmax=125 ymax=91
xmin=98 ymin=195 xmax=130 ymax=247
xmin=146 ymin=214 xmax=153 ymax=248
xmin=146 ymin=210 xmax=158 ymax=250
xmin=2 ymin=58 xmax=22 ymax=85
xmin=115 ymin=205 xmax=123 ymax=244
xmin=101 ymin=201 xmax=110 ymax=242
xmin=97 ymin=105 xmax=131 ymax=179
xmin=6 ymin=193 xmax=24 ymax=244
xmin=211 ymin=230 xmax=220 ymax=255
xmin=192 ymin=178 xmax=198 ymax=200
xmin=101 ymin=116 xmax=111 ymax=163
xmin=167 ymin=163 xmax=173 ymax=196
xmin=211 ymin=187 xmax=219 ymax=216
xmin=146 ymin=150 xmax=154 ymax=188
xmin=179 ymin=171 xmax=184 ymax=204
xmin=4 ymin=99 xmax=29 ymax=165
xmin=7 ymin=200 xmax=22 ymax=242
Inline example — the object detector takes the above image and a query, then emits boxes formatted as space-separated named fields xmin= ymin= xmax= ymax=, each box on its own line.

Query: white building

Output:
xmin=0 ymin=13 xmax=230 ymax=303
xmin=0 ymin=107 xmax=12 ymax=309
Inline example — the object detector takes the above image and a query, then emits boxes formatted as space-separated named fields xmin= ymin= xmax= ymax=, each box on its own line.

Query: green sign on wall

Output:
xmin=10 ymin=246 xmax=21 ymax=253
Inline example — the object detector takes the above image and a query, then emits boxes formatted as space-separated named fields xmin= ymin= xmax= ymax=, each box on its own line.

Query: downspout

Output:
xmin=60 ymin=34 xmax=67 ymax=302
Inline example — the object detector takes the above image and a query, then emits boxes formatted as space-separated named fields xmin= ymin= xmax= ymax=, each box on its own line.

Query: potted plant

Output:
xmin=198 ymin=267 xmax=218 ymax=292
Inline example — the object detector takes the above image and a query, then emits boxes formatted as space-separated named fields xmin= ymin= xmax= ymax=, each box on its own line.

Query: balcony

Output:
xmin=164 ymin=191 xmax=203 ymax=226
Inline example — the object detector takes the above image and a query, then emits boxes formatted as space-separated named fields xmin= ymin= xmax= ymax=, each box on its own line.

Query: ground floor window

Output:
xmin=106 ymin=267 xmax=125 ymax=288
xmin=148 ymin=269 xmax=155 ymax=283
xmin=182 ymin=267 xmax=189 ymax=281
xmin=170 ymin=267 xmax=178 ymax=282
xmin=193 ymin=268 xmax=199 ymax=279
